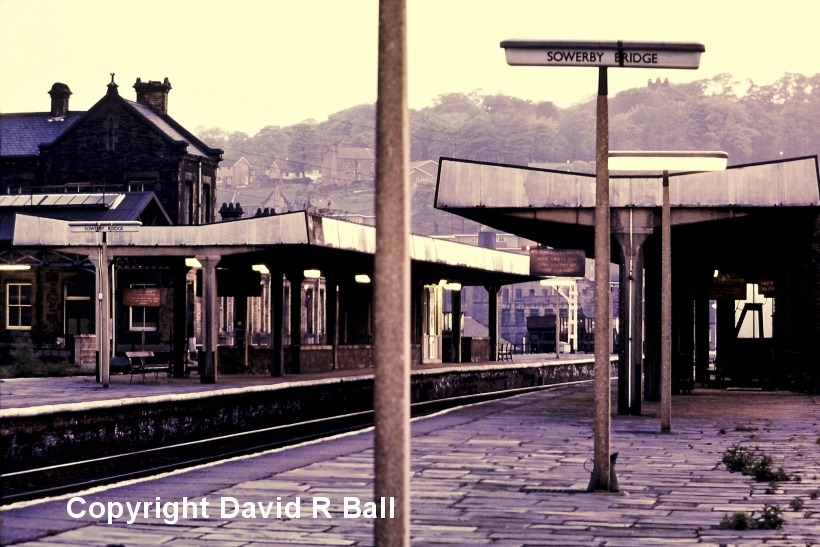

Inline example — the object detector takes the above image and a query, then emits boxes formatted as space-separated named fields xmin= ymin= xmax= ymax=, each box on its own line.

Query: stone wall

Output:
xmin=0 ymin=359 xmax=613 ymax=472
xmin=73 ymin=334 xmax=96 ymax=369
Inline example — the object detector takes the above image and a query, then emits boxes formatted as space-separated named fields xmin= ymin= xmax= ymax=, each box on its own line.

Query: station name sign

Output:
xmin=68 ymin=222 xmax=141 ymax=233
xmin=530 ymin=248 xmax=586 ymax=277
xmin=501 ymin=40 xmax=704 ymax=69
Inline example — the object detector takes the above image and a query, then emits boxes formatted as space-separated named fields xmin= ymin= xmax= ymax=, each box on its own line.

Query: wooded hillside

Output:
xmin=198 ymin=72 xmax=820 ymax=173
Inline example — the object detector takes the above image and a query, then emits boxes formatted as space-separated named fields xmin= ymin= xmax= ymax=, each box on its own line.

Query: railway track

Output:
xmin=1 ymin=379 xmax=590 ymax=505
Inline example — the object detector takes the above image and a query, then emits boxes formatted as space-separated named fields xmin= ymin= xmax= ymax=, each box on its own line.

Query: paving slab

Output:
xmin=3 ymin=383 xmax=820 ymax=546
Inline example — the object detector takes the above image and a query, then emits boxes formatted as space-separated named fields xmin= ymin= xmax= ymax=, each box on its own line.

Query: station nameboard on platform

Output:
xmin=68 ymin=221 xmax=141 ymax=233
xmin=530 ymin=248 xmax=586 ymax=277
xmin=122 ymin=288 xmax=163 ymax=307
xmin=708 ymin=273 xmax=746 ymax=300
xmin=501 ymin=40 xmax=704 ymax=70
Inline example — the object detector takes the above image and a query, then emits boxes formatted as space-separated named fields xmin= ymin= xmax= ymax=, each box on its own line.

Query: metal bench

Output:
xmin=125 ymin=351 xmax=170 ymax=383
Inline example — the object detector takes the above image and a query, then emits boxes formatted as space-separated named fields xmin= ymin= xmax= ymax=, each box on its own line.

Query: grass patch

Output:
xmin=790 ymin=497 xmax=805 ymax=511
xmin=735 ymin=424 xmax=759 ymax=432
xmin=758 ymin=504 xmax=785 ymax=529
xmin=720 ymin=504 xmax=784 ymax=530
xmin=0 ymin=360 xmax=88 ymax=378
xmin=721 ymin=444 xmax=791 ymax=482
xmin=719 ymin=512 xmax=755 ymax=530
xmin=0 ymin=339 xmax=88 ymax=378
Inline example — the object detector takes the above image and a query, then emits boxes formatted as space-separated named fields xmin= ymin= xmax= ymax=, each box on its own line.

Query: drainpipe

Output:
xmin=198 ymin=160 xmax=203 ymax=225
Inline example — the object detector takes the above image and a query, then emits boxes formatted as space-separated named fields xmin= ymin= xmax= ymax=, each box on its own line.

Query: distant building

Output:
xmin=217 ymin=157 xmax=253 ymax=188
xmin=0 ymin=77 xmax=223 ymax=225
xmin=647 ymin=77 xmax=689 ymax=103
xmin=265 ymin=156 xmax=322 ymax=183
xmin=409 ymin=159 xmax=438 ymax=184
xmin=321 ymin=146 xmax=375 ymax=186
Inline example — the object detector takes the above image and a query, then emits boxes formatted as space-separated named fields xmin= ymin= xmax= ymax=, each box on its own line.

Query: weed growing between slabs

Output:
xmin=719 ymin=504 xmax=784 ymax=530
xmin=721 ymin=444 xmax=792 ymax=482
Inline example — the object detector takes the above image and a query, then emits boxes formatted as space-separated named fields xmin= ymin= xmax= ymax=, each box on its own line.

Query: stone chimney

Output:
xmin=48 ymin=83 xmax=72 ymax=118
xmin=133 ymin=77 xmax=172 ymax=114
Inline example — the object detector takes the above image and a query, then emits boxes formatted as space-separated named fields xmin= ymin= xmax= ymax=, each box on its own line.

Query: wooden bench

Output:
xmin=498 ymin=343 xmax=513 ymax=362
xmin=125 ymin=351 xmax=170 ymax=383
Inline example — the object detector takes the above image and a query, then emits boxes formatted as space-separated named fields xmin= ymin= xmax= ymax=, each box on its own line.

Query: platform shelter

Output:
xmin=435 ymin=156 xmax=820 ymax=413
xmin=1 ymin=210 xmax=534 ymax=383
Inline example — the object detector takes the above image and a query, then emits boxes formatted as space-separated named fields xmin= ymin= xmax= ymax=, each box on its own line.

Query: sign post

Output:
xmin=501 ymin=39 xmax=704 ymax=492
xmin=69 ymin=221 xmax=140 ymax=388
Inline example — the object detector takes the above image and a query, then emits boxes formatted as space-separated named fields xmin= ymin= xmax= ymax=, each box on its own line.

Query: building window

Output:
xmin=65 ymin=283 xmax=93 ymax=335
xmin=501 ymin=309 xmax=510 ymax=326
xmin=129 ymin=284 xmax=159 ymax=331
xmin=503 ymin=289 xmax=509 ymax=302
xmin=515 ymin=309 xmax=525 ymax=325
xmin=203 ymin=184 xmax=212 ymax=223
xmin=515 ymin=288 xmax=522 ymax=300
xmin=6 ymin=283 xmax=32 ymax=330
xmin=529 ymin=289 xmax=535 ymax=296
xmin=127 ymin=180 xmax=155 ymax=192
xmin=104 ymin=115 xmax=118 ymax=151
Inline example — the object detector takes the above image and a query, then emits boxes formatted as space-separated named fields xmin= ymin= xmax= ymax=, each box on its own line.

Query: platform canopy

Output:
xmin=4 ymin=210 xmax=534 ymax=286
xmin=435 ymin=156 xmax=820 ymax=262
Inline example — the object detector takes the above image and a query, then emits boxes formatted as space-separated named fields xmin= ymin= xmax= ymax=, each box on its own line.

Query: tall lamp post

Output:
xmin=609 ymin=151 xmax=728 ymax=432
xmin=501 ymin=39 xmax=704 ymax=491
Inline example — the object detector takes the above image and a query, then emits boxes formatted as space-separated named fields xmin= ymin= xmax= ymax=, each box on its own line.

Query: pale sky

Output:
xmin=1 ymin=0 xmax=818 ymax=135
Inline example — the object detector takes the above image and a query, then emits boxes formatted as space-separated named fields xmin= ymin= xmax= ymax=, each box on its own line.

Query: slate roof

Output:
xmin=125 ymin=100 xmax=210 ymax=157
xmin=0 ymin=96 xmax=216 ymax=160
xmin=0 ymin=191 xmax=172 ymax=243
xmin=271 ymin=159 xmax=302 ymax=173
xmin=0 ymin=192 xmax=171 ymax=224
xmin=337 ymin=147 xmax=374 ymax=160
xmin=0 ymin=112 xmax=84 ymax=157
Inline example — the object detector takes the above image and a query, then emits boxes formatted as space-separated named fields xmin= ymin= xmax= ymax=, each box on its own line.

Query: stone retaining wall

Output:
xmin=0 ymin=359 xmax=612 ymax=473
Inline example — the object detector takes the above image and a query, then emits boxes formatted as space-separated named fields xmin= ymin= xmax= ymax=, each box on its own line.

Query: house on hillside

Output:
xmin=267 ymin=159 xmax=300 ymax=180
xmin=217 ymin=157 xmax=253 ymax=188
xmin=267 ymin=159 xmax=322 ymax=183
xmin=647 ymin=78 xmax=689 ymax=104
xmin=321 ymin=146 xmax=375 ymax=186
xmin=0 ymin=77 xmax=223 ymax=225
xmin=409 ymin=159 xmax=439 ymax=184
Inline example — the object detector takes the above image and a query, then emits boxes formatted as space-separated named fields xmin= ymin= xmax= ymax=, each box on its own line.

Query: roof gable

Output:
xmin=41 ymin=91 xmax=220 ymax=161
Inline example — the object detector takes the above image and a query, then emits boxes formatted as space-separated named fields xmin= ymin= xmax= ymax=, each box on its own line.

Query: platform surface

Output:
xmin=2 ymin=382 xmax=819 ymax=546
xmin=0 ymin=353 xmax=597 ymax=412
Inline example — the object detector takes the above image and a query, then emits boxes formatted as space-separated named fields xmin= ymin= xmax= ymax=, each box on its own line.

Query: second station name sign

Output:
xmin=501 ymin=40 xmax=704 ymax=69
